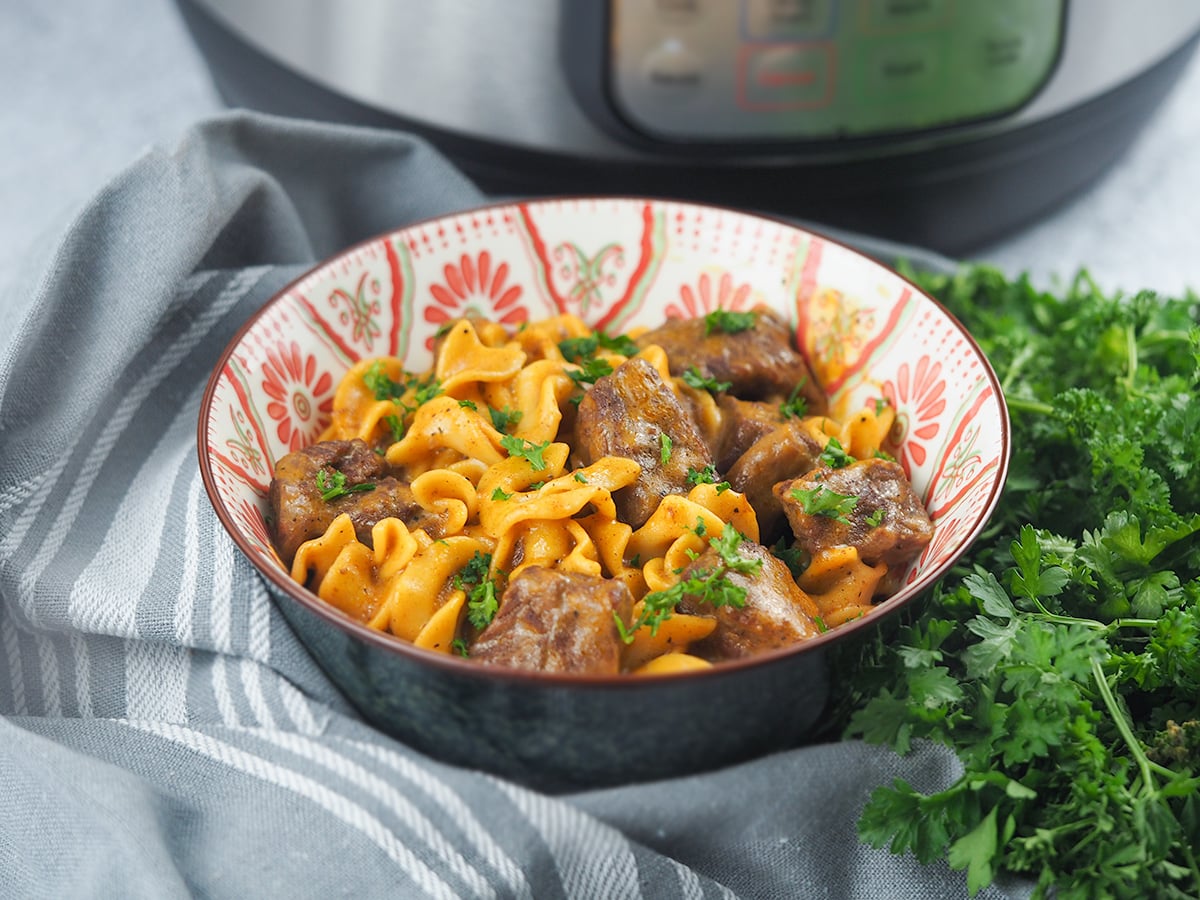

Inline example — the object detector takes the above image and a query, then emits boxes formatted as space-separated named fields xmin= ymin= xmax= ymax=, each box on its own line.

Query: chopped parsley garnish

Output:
xmin=315 ymin=469 xmax=375 ymax=502
xmin=704 ymin=309 xmax=756 ymax=335
xmin=488 ymin=405 xmax=523 ymax=433
xmin=452 ymin=551 xmax=499 ymax=630
xmin=567 ymin=356 xmax=614 ymax=387
xmin=490 ymin=487 xmax=512 ymax=501
xmin=686 ymin=464 xmax=734 ymax=493
xmin=457 ymin=399 xmax=478 ymax=411
xmin=681 ymin=366 xmax=732 ymax=393
xmin=819 ymin=436 xmax=855 ymax=469
xmin=383 ymin=414 xmax=405 ymax=444
xmin=410 ymin=374 xmax=442 ymax=406
xmin=558 ymin=331 xmax=639 ymax=362
xmin=659 ymin=432 xmax=673 ymax=465
xmin=362 ymin=361 xmax=407 ymax=401
xmin=779 ymin=382 xmax=809 ymax=419
xmin=558 ymin=335 xmax=596 ymax=362
xmin=616 ymin=523 xmax=761 ymax=641
xmin=499 ymin=435 xmax=552 ymax=470
xmin=362 ymin=361 xmax=440 ymax=409
xmin=865 ymin=508 xmax=886 ymax=527
xmin=770 ymin=536 xmax=808 ymax=579
xmin=573 ymin=472 xmax=588 ymax=483
xmin=790 ymin=484 xmax=858 ymax=524
xmin=450 ymin=638 xmax=470 ymax=657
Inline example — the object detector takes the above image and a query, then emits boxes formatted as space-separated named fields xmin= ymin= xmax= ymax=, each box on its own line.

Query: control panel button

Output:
xmin=739 ymin=43 xmax=833 ymax=109
xmin=857 ymin=34 xmax=943 ymax=99
xmin=653 ymin=0 xmax=706 ymax=24
xmin=860 ymin=0 xmax=951 ymax=35
xmin=641 ymin=38 xmax=706 ymax=90
xmin=743 ymin=0 xmax=834 ymax=40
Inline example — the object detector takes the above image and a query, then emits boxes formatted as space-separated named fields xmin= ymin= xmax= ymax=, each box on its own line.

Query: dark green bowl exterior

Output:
xmin=266 ymin=577 xmax=846 ymax=791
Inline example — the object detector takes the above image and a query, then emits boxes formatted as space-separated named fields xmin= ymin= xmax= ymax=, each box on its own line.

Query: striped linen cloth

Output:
xmin=0 ymin=112 xmax=1028 ymax=900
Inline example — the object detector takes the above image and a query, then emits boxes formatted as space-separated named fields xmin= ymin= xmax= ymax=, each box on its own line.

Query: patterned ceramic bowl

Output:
xmin=198 ymin=198 xmax=1009 ymax=789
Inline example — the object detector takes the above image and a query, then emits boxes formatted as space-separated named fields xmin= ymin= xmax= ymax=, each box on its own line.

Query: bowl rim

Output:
xmin=196 ymin=194 xmax=1011 ymax=689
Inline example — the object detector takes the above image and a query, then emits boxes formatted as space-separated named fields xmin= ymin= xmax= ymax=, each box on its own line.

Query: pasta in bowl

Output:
xmin=199 ymin=197 xmax=1009 ymax=787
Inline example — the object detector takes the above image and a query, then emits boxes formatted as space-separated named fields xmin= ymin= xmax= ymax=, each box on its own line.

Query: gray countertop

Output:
xmin=5 ymin=1 xmax=1200 ymax=308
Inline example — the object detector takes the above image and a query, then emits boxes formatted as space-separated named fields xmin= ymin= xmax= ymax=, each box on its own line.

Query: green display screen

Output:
xmin=610 ymin=0 xmax=1066 ymax=141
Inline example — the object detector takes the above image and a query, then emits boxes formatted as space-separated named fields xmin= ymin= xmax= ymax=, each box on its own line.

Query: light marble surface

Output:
xmin=4 ymin=1 xmax=1199 ymax=306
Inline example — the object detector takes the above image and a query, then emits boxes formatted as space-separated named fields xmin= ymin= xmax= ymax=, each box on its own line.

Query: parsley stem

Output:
xmin=1029 ymin=597 xmax=1157 ymax=633
xmin=1182 ymin=844 xmax=1200 ymax=895
xmin=1000 ymin=344 xmax=1037 ymax=394
xmin=1089 ymin=656 xmax=1156 ymax=796
xmin=1122 ymin=323 xmax=1138 ymax=395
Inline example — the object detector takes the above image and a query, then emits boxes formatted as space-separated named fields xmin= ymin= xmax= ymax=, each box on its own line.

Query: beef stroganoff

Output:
xmin=268 ymin=308 xmax=934 ymax=675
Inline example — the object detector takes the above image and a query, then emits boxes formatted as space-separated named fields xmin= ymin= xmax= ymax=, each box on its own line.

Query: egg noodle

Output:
xmin=287 ymin=314 xmax=897 ymax=674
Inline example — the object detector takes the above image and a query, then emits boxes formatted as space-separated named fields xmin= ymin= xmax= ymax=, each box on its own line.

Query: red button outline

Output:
xmin=737 ymin=41 xmax=835 ymax=111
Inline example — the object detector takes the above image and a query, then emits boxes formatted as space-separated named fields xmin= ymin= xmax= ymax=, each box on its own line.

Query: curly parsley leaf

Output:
xmin=315 ymin=469 xmax=375 ymax=502
xmin=839 ymin=264 xmax=1200 ymax=899
xmin=779 ymin=382 xmax=809 ymax=419
xmin=453 ymin=551 xmax=500 ymax=630
xmin=567 ymin=356 xmax=614 ymax=387
xmin=681 ymin=366 xmax=732 ymax=393
xmin=559 ymin=330 xmax=639 ymax=362
xmin=362 ymin=361 xmax=406 ymax=401
xmin=488 ymin=405 xmax=524 ymax=433
xmin=616 ymin=524 xmax=760 ymax=641
xmin=704 ymin=309 xmax=756 ymax=335
xmin=499 ymin=435 xmax=552 ymax=470
xmin=791 ymin=484 xmax=858 ymax=524
xmin=819 ymin=436 xmax=855 ymax=469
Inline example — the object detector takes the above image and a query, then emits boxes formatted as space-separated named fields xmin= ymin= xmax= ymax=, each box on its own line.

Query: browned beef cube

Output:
xmin=269 ymin=438 xmax=444 ymax=565
xmin=713 ymin=395 xmax=785 ymax=471
xmin=726 ymin=421 xmax=824 ymax=541
xmin=634 ymin=307 xmax=826 ymax=413
xmin=470 ymin=567 xmax=634 ymax=674
xmin=574 ymin=357 xmax=714 ymax=529
xmin=677 ymin=540 xmax=820 ymax=660
xmin=774 ymin=458 xmax=934 ymax=569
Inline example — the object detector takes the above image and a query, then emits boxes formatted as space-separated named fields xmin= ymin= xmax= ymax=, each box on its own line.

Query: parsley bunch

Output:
xmin=839 ymin=265 xmax=1200 ymax=898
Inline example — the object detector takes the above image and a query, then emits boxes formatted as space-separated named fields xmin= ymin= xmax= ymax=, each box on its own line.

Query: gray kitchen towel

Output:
xmin=0 ymin=111 xmax=1029 ymax=900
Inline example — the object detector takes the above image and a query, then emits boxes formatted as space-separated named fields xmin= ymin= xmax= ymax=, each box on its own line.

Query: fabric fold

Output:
xmin=0 ymin=111 xmax=1025 ymax=899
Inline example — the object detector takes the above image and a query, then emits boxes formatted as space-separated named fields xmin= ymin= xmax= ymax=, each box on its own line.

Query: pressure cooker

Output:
xmin=176 ymin=0 xmax=1200 ymax=253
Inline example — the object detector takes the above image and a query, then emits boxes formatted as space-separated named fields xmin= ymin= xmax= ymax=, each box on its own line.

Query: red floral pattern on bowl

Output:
xmin=200 ymin=197 xmax=1009 ymax=641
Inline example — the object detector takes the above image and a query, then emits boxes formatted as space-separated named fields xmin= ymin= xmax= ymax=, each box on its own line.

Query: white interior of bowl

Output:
xmin=201 ymin=198 xmax=1007 ymax=615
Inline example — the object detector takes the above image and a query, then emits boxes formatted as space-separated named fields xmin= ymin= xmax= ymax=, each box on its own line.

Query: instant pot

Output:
xmin=177 ymin=0 xmax=1200 ymax=254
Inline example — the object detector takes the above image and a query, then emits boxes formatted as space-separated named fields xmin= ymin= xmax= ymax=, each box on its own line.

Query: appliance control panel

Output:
xmin=606 ymin=0 xmax=1066 ymax=141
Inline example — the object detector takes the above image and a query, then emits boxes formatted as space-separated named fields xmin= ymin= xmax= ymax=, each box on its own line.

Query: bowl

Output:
xmin=197 ymin=197 xmax=1009 ymax=790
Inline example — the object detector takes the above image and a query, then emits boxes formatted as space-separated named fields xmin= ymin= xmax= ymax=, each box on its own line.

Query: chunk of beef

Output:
xmin=470 ymin=567 xmax=634 ymax=674
xmin=713 ymin=396 xmax=785 ymax=471
xmin=635 ymin=307 xmax=826 ymax=413
xmin=574 ymin=357 xmax=714 ymax=529
xmin=774 ymin=458 xmax=934 ymax=569
xmin=269 ymin=438 xmax=445 ymax=565
xmin=677 ymin=540 xmax=820 ymax=661
xmin=725 ymin=420 xmax=824 ymax=541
